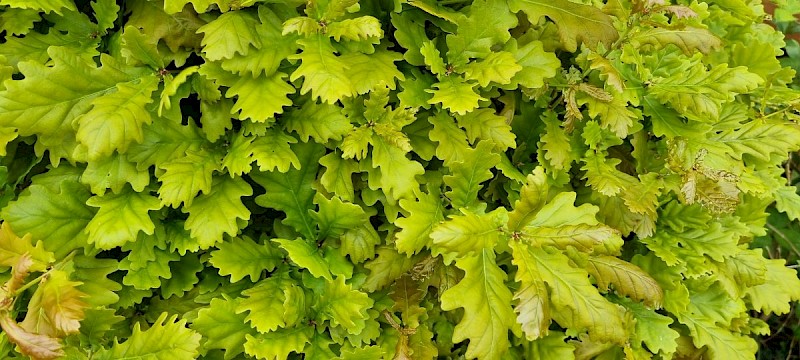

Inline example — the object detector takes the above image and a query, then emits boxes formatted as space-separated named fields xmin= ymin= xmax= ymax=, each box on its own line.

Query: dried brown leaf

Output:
xmin=0 ymin=314 xmax=64 ymax=360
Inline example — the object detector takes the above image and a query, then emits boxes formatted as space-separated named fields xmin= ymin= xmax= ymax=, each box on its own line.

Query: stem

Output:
xmin=10 ymin=250 xmax=78 ymax=297
xmin=766 ymin=223 xmax=800 ymax=260
xmin=11 ymin=271 xmax=48 ymax=296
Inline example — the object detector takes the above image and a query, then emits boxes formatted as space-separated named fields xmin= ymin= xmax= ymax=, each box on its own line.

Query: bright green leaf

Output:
xmin=93 ymin=313 xmax=201 ymax=360
xmin=182 ymin=176 xmax=252 ymax=249
xmin=209 ymin=235 xmax=282 ymax=282
xmin=440 ymin=249 xmax=515 ymax=360
xmin=85 ymin=188 xmax=161 ymax=249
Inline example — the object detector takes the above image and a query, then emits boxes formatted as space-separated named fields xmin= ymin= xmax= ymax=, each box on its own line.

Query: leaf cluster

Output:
xmin=0 ymin=0 xmax=799 ymax=359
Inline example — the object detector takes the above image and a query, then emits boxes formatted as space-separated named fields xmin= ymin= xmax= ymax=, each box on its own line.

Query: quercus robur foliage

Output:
xmin=0 ymin=0 xmax=799 ymax=359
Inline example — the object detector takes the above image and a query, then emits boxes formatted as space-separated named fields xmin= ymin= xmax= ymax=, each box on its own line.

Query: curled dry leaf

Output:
xmin=6 ymin=253 xmax=33 ymax=295
xmin=0 ymin=314 xmax=64 ymax=360
xmin=658 ymin=5 xmax=698 ymax=19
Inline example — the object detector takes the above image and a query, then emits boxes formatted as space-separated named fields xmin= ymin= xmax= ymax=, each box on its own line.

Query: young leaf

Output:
xmin=0 ymin=0 xmax=76 ymax=15
xmin=290 ymin=35 xmax=354 ymax=103
xmin=426 ymin=77 xmax=485 ymax=115
xmin=709 ymin=120 xmax=800 ymax=162
xmin=0 ymin=222 xmax=54 ymax=272
xmin=283 ymin=100 xmax=352 ymax=143
xmin=461 ymin=51 xmax=522 ymax=87
xmin=581 ymin=151 xmax=629 ymax=196
xmin=81 ymin=153 xmax=150 ymax=194
xmin=0 ymin=8 xmax=40 ymax=36
xmin=249 ymin=129 xmax=301 ymax=173
xmin=2 ymin=181 xmax=95 ymax=259
xmin=319 ymin=153 xmax=359 ymax=202
xmin=440 ymin=249 xmax=516 ymax=360
xmin=93 ymin=313 xmax=201 ymax=360
xmin=160 ymin=254 xmax=202 ymax=298
xmin=579 ymin=92 xmax=640 ymax=138
xmin=209 ymin=236 xmax=282 ymax=282
xmin=192 ymin=296 xmax=254 ymax=359
xmin=75 ymin=75 xmax=159 ymax=160
xmin=455 ymin=108 xmax=516 ymax=152
xmin=522 ymin=333 xmax=575 ymax=359
xmin=339 ymin=223 xmax=380 ymax=264
xmin=391 ymin=11 xmax=428 ymax=66
xmin=617 ymin=297 xmax=679 ymax=356
xmin=431 ymin=208 xmax=507 ymax=262
xmin=648 ymin=58 xmax=762 ymax=119
xmin=773 ymin=185 xmax=800 ymax=221
xmin=341 ymin=126 xmax=373 ymax=160
xmin=119 ymin=232 xmax=179 ymax=290
xmin=120 ymin=25 xmax=164 ymax=69
xmin=508 ymin=170 xmax=550 ymax=232
xmin=274 ymin=238 xmax=332 ymax=280
xmin=395 ymin=189 xmax=445 ymax=256
xmin=363 ymin=246 xmax=422 ymax=292
xmin=252 ymin=142 xmax=323 ymax=239
xmin=182 ymin=176 xmax=253 ymax=249
xmin=221 ymin=131 xmax=255 ymax=177
xmin=512 ymin=244 xmax=627 ymax=344
xmin=157 ymin=149 xmax=221 ymax=208
xmin=128 ymin=117 xmax=207 ymax=170
xmin=72 ymin=254 xmax=121 ymax=308
xmin=428 ymin=110 xmax=471 ymax=164
xmin=582 ymin=255 xmax=663 ymax=308
xmin=0 ymin=47 xmax=150 ymax=157
xmin=679 ymin=314 xmax=757 ymax=360
xmin=197 ymin=11 xmax=261 ymax=61
xmin=630 ymin=27 xmax=721 ymax=55
xmin=444 ymin=141 xmax=501 ymax=209
xmin=85 ymin=188 xmax=161 ymax=249
xmin=310 ymin=195 xmax=368 ymax=240
xmin=221 ymin=7 xmax=299 ymax=77
xmin=244 ymin=326 xmax=313 ymax=360
xmin=511 ymin=241 xmax=551 ymax=340
xmin=370 ymin=136 xmax=425 ymax=200
xmin=644 ymin=223 xmax=740 ymax=264
xmin=445 ymin=0 xmax=517 ymax=63
xmin=314 ymin=277 xmax=373 ymax=334
xmin=507 ymin=40 xmax=560 ymax=89
xmin=524 ymin=224 xmax=621 ymax=255
xmin=508 ymin=0 xmax=618 ymax=52
xmin=342 ymin=49 xmax=405 ymax=95
xmin=226 ymin=72 xmax=294 ymax=123
xmin=420 ymin=40 xmax=447 ymax=76
xmin=744 ymin=258 xmax=800 ymax=315
xmin=237 ymin=276 xmax=305 ymax=333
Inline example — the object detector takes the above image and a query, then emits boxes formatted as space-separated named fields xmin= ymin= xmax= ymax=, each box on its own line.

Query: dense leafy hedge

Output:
xmin=1 ymin=0 xmax=800 ymax=359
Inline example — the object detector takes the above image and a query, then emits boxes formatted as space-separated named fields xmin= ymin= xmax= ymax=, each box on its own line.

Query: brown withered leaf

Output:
xmin=6 ymin=253 xmax=33 ymax=295
xmin=0 ymin=314 xmax=64 ymax=360
xmin=22 ymin=270 xmax=87 ymax=336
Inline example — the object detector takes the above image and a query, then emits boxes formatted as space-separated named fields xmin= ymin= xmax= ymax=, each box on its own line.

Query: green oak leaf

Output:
xmin=209 ymin=235 xmax=282 ymax=282
xmin=197 ymin=10 xmax=261 ymax=61
xmin=440 ymin=249 xmax=516 ymax=360
xmin=182 ymin=176 xmax=252 ymax=249
xmin=244 ymin=326 xmax=313 ymax=360
xmin=192 ymin=296 xmax=254 ymax=359
xmin=93 ymin=313 xmax=201 ymax=360
xmin=252 ymin=142 xmax=323 ymax=239
xmin=85 ymin=188 xmax=161 ymax=249
xmin=426 ymin=76 xmax=485 ymax=115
